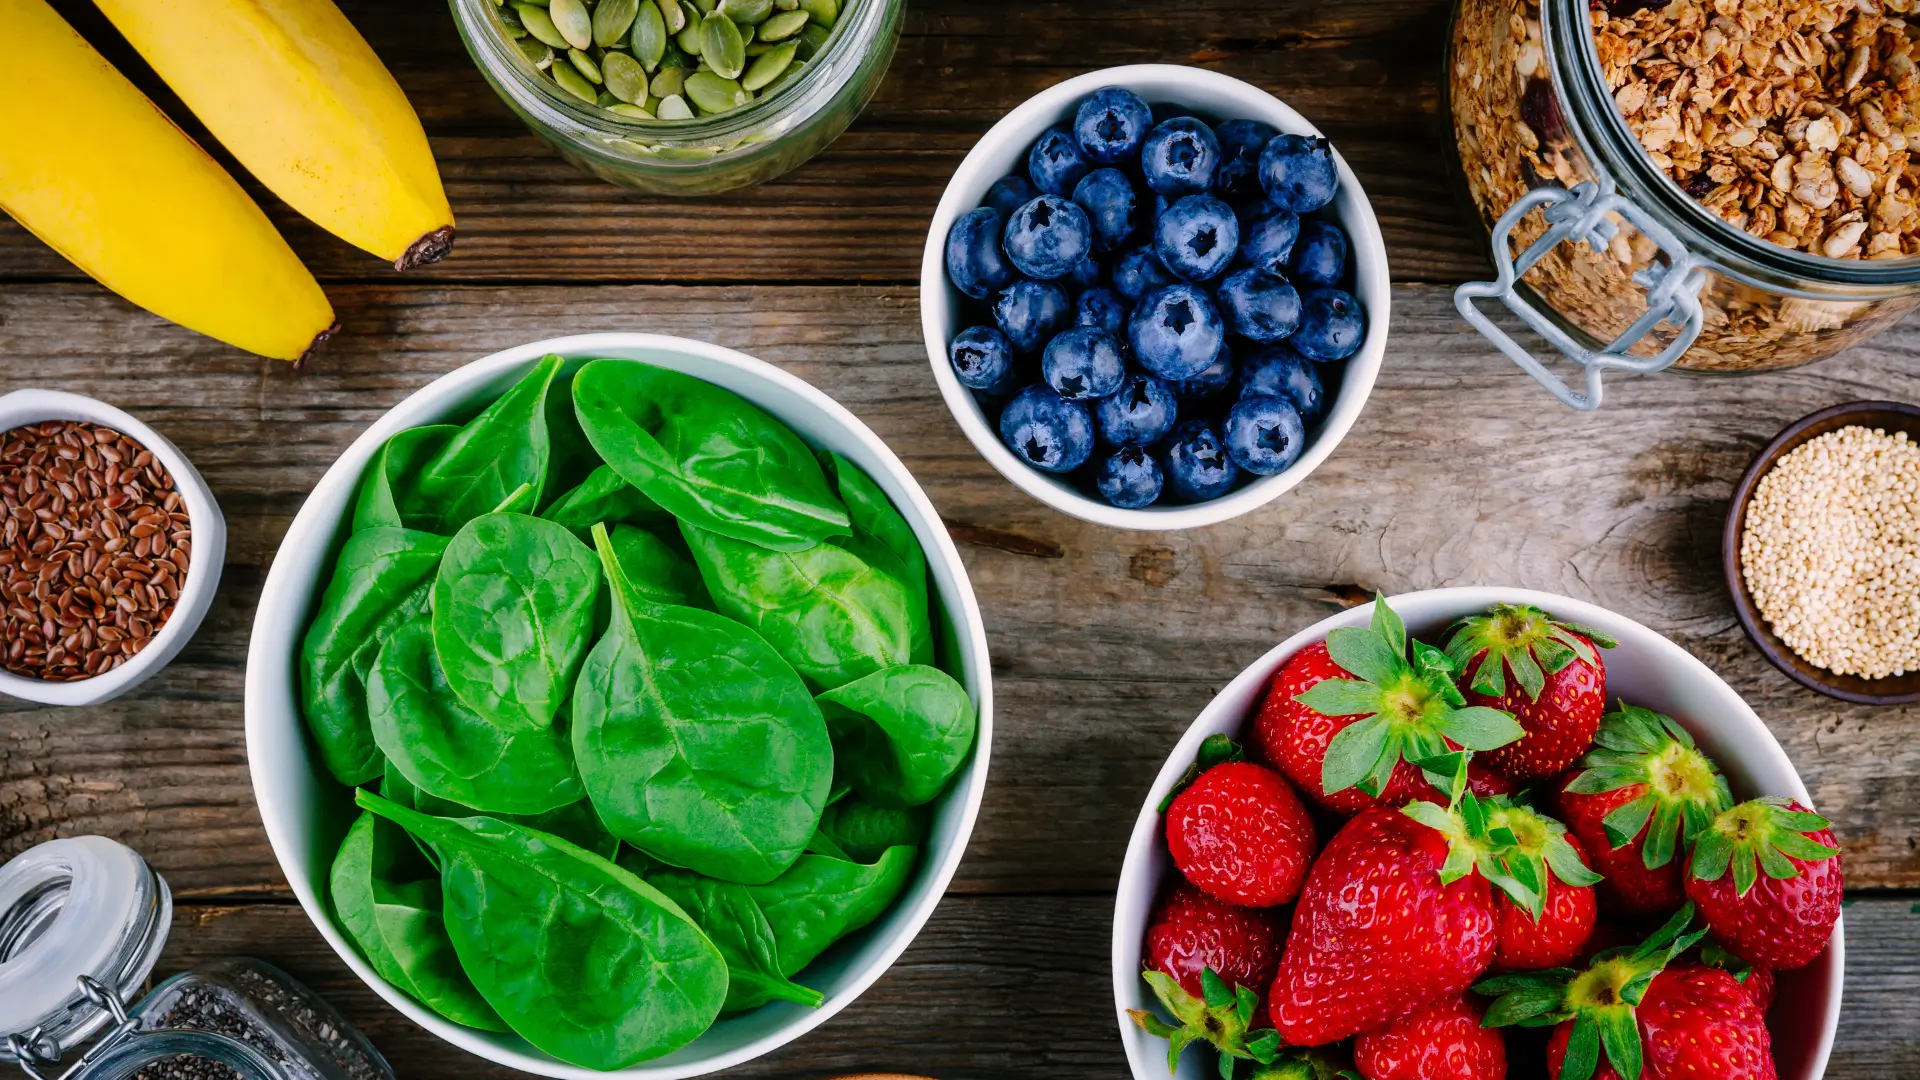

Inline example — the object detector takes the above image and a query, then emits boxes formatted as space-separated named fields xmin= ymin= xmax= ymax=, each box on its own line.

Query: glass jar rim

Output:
xmin=452 ymin=0 xmax=883 ymax=159
xmin=1546 ymin=0 xmax=1920 ymax=292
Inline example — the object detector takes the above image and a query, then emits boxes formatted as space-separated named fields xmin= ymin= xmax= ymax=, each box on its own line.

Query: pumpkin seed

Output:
xmin=656 ymin=93 xmax=694 ymax=120
xmin=767 ymin=57 xmax=805 ymax=93
xmin=550 ymin=59 xmax=598 ymax=102
xmin=675 ymin=8 xmax=703 ymax=55
xmin=608 ymin=102 xmax=656 ymax=119
xmin=718 ymin=0 xmax=772 ymax=25
xmin=794 ymin=22 xmax=828 ymax=59
xmin=754 ymin=9 xmax=807 ymax=40
xmin=592 ymin=0 xmax=639 ymax=45
xmin=649 ymin=64 xmax=686 ymax=97
xmin=596 ymin=88 xmax=620 ymax=106
xmin=517 ymin=0 xmax=549 ymax=5
xmin=548 ymin=0 xmax=593 ymax=49
xmin=745 ymin=41 xmax=772 ymax=55
xmin=739 ymin=40 xmax=795 ymax=90
xmin=566 ymin=46 xmax=604 ymax=83
xmin=690 ymin=0 xmax=718 ymax=13
xmin=683 ymin=70 xmax=749 ymax=113
xmin=657 ymin=0 xmax=686 ymax=31
xmin=497 ymin=2 xmax=528 ymax=35
xmin=601 ymin=50 xmax=648 ymax=103
xmin=629 ymin=0 xmax=667 ymax=69
xmin=700 ymin=12 xmax=745 ymax=79
xmin=514 ymin=2 xmax=570 ymax=48
xmin=775 ymin=0 xmax=798 ymax=9
xmin=794 ymin=0 xmax=836 ymax=27
xmin=516 ymin=37 xmax=553 ymax=65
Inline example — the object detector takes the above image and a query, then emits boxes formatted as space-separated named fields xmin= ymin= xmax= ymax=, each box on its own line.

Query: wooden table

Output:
xmin=3 ymin=1 xmax=1915 ymax=1076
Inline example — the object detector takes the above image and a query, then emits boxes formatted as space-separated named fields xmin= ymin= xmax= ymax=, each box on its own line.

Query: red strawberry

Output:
xmin=1744 ymin=965 xmax=1776 ymax=1013
xmin=1702 ymin=943 xmax=1777 ymax=1014
xmin=1445 ymin=603 xmax=1615 ymax=781
xmin=1266 ymin=801 xmax=1498 ymax=1045
xmin=1166 ymin=760 xmax=1317 ymax=907
xmin=1486 ymin=803 xmax=1600 ymax=971
xmin=1352 ymin=994 xmax=1505 ymax=1080
xmin=1554 ymin=704 xmax=1730 ymax=917
xmin=1146 ymin=882 xmax=1283 ymax=1000
xmin=1685 ymin=797 xmax=1842 ymax=971
xmin=1252 ymin=595 xmax=1524 ymax=815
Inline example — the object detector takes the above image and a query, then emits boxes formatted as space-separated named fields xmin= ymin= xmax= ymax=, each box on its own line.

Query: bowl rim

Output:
xmin=242 ymin=332 xmax=993 ymax=1078
xmin=1722 ymin=398 xmax=1920 ymax=705
xmin=1108 ymin=585 xmax=1842 ymax=1080
xmin=0 ymin=388 xmax=226 ymax=707
xmin=917 ymin=63 xmax=1389 ymax=531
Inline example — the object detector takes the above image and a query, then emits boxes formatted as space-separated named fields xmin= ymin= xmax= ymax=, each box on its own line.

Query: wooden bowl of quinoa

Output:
xmin=1724 ymin=400 xmax=1920 ymax=705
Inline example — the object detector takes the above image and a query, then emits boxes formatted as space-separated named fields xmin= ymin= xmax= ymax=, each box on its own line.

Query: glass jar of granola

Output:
xmin=1449 ymin=0 xmax=1920 ymax=408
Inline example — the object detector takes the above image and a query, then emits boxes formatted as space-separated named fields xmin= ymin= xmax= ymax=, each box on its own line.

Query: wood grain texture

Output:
xmin=152 ymin=897 xmax=1916 ymax=1080
xmin=0 ymin=0 xmax=1486 ymax=286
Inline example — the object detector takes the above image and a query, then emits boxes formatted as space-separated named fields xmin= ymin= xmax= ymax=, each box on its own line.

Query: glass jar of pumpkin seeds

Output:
xmin=451 ymin=0 xmax=901 ymax=194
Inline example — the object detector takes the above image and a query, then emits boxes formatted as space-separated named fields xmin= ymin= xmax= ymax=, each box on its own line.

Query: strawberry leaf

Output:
xmin=1370 ymin=592 xmax=1406 ymax=655
xmin=1438 ymin=706 xmax=1525 ymax=750
xmin=1201 ymin=967 xmax=1234 ymax=1009
xmin=1157 ymin=734 xmax=1246 ymax=813
xmin=1600 ymin=794 xmax=1655 ymax=850
xmin=1596 ymin=1009 xmax=1643 ymax=1080
xmin=1560 ymin=1014 xmax=1601 ymax=1080
xmin=1544 ymin=834 xmax=1605 ymax=887
xmin=1292 ymin=678 xmax=1383 ymax=717
xmin=1688 ymin=797 xmax=1839 ymax=895
xmin=1326 ymin=625 xmax=1401 ymax=685
xmin=1320 ymin=714 xmax=1391 ymax=796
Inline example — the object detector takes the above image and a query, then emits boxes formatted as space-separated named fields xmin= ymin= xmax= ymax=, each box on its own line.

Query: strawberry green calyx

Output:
xmin=1246 ymin=1050 xmax=1363 ymax=1080
xmin=1294 ymin=594 xmax=1524 ymax=798
xmin=1475 ymin=903 xmax=1709 ymax=1080
xmin=1481 ymin=798 xmax=1606 ymax=920
xmin=1564 ymin=703 xmax=1731 ymax=869
xmin=1444 ymin=602 xmax=1617 ymax=701
xmin=1398 ymin=751 xmax=1543 ymax=903
xmin=1129 ymin=967 xmax=1285 ymax=1079
xmin=1689 ymin=796 xmax=1839 ymax=896
xmin=1157 ymin=734 xmax=1246 ymax=813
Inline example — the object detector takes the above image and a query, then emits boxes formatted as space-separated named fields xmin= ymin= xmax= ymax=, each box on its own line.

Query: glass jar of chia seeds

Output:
xmin=0 ymin=838 xmax=392 ymax=1080
xmin=1447 ymin=0 xmax=1920 ymax=409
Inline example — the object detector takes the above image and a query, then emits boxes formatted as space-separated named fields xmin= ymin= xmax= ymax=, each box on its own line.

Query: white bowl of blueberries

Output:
xmin=919 ymin=65 xmax=1388 ymax=529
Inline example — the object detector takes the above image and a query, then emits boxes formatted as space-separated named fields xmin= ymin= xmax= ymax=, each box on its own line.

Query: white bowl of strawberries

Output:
xmin=1112 ymin=587 xmax=1843 ymax=1080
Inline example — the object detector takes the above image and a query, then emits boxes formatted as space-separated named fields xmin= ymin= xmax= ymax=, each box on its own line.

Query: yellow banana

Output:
xmin=0 ymin=0 xmax=336 ymax=363
xmin=94 ymin=0 xmax=457 ymax=270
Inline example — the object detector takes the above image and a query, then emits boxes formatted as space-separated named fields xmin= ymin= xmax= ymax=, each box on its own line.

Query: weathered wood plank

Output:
xmin=1 ymin=281 xmax=1918 ymax=898
xmin=148 ymin=897 xmax=1918 ymax=1079
xmin=0 ymin=0 xmax=1485 ymax=286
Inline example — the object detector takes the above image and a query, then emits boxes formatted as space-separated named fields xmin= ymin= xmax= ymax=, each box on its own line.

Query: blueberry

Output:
xmin=1288 ymin=216 xmax=1350 ymax=287
xmin=992 ymin=279 xmax=1072 ymax=354
xmin=1002 ymin=195 xmax=1093 ymax=280
xmin=1153 ymin=195 xmax=1240 ymax=282
xmin=945 ymin=207 xmax=1015 ymax=300
xmin=1172 ymin=342 xmax=1234 ymax=402
xmin=1236 ymin=344 xmax=1325 ymax=424
xmin=1073 ymin=87 xmax=1154 ymax=164
xmin=1070 ymin=168 xmax=1141 ymax=253
xmin=1292 ymin=287 xmax=1366 ymax=361
xmin=1064 ymin=255 xmax=1104 ymax=293
xmin=1074 ymin=287 xmax=1130 ymax=339
xmin=984 ymin=174 xmax=1039 ymax=219
xmin=1224 ymin=394 xmax=1306 ymax=476
xmin=1128 ymin=284 xmax=1225 ymax=380
xmin=1042 ymin=326 xmax=1126 ymax=401
xmin=1140 ymin=117 xmax=1220 ymax=196
xmin=949 ymin=325 xmax=1014 ymax=390
xmin=1233 ymin=193 xmax=1283 ymax=227
xmin=1258 ymin=134 xmax=1338 ymax=213
xmin=1213 ymin=119 xmax=1278 ymax=202
xmin=1111 ymin=245 xmax=1176 ymax=301
xmin=1163 ymin=419 xmax=1240 ymax=502
xmin=1096 ymin=373 xmax=1178 ymax=446
xmin=1027 ymin=126 xmax=1093 ymax=197
xmin=1095 ymin=445 xmax=1164 ymax=509
xmin=998 ymin=384 xmax=1094 ymax=473
xmin=1238 ymin=209 xmax=1300 ymax=276
xmin=1217 ymin=268 xmax=1302 ymax=343
xmin=1151 ymin=102 xmax=1200 ymax=127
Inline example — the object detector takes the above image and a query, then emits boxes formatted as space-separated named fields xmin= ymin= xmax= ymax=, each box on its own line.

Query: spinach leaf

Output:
xmin=571 ymin=359 xmax=848 ymax=552
xmin=412 ymin=355 xmax=565 ymax=535
xmin=818 ymin=665 xmax=976 ymax=808
xmin=647 ymin=870 xmax=826 ymax=1013
xmin=330 ymin=811 xmax=507 ymax=1031
xmin=609 ymin=525 xmax=710 ymax=609
xmin=385 ymin=762 xmax=618 ymax=861
xmin=300 ymin=528 xmax=450 ymax=786
xmin=541 ymin=464 xmax=666 ymax=538
xmin=355 ymin=790 xmax=728 ymax=1070
xmin=369 ymin=618 xmax=584 ymax=815
xmin=815 ymin=798 xmax=929 ymax=865
xmin=747 ymin=846 xmax=918 ymax=977
xmin=352 ymin=425 xmax=457 ymax=533
xmin=571 ymin=523 xmax=833 ymax=885
xmin=822 ymin=452 xmax=933 ymax=665
xmin=681 ymin=523 xmax=914 ymax=692
xmin=432 ymin=513 xmax=601 ymax=731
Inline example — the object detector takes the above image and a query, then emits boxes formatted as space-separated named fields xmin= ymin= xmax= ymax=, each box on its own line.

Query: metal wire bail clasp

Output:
xmin=1455 ymin=180 xmax=1709 ymax=411
xmin=6 ymin=977 xmax=135 ymax=1080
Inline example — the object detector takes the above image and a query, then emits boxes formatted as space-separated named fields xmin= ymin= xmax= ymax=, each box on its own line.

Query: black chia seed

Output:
xmin=139 ymin=961 xmax=389 ymax=1080
xmin=133 ymin=1055 xmax=245 ymax=1080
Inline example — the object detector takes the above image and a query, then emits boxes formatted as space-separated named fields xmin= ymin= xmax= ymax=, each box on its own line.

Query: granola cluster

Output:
xmin=1597 ymin=0 xmax=1920 ymax=259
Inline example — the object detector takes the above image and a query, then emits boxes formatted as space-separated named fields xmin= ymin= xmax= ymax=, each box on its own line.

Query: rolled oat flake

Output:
xmin=0 ymin=838 xmax=392 ymax=1080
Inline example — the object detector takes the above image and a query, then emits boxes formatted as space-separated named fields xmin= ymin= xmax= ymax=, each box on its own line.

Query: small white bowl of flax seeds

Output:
xmin=0 ymin=389 xmax=225 ymax=706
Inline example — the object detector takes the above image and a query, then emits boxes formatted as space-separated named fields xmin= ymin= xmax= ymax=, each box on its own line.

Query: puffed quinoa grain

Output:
xmin=1741 ymin=424 xmax=1920 ymax=679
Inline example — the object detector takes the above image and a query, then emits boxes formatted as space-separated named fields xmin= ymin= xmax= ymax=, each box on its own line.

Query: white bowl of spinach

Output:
xmin=245 ymin=334 xmax=992 ymax=1078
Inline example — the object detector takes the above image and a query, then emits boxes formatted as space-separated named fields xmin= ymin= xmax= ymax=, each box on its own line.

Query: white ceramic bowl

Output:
xmin=1111 ymin=587 xmax=1842 ymax=1080
xmin=244 ymin=334 xmax=994 ymax=1079
xmin=0 ymin=389 xmax=225 ymax=706
xmin=919 ymin=64 xmax=1390 ymax=531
